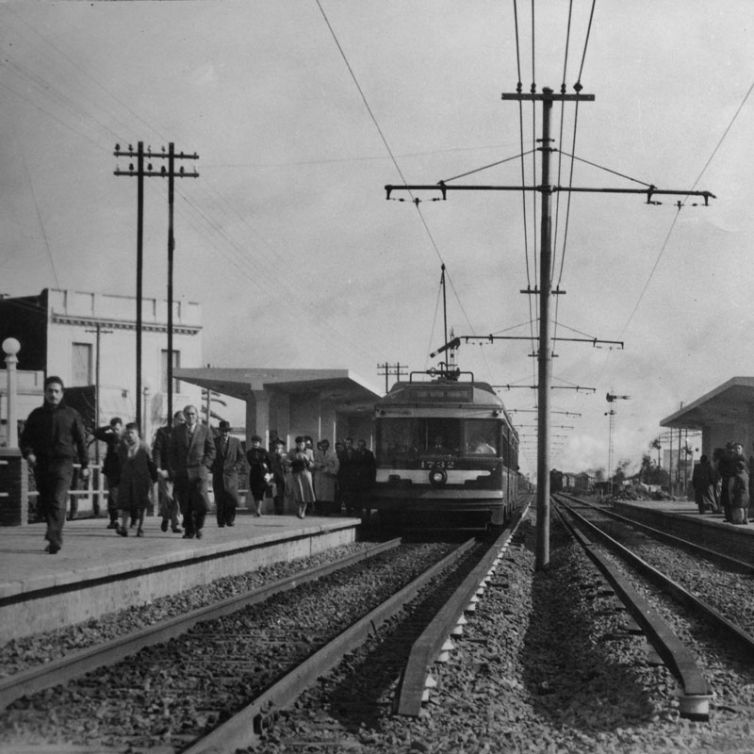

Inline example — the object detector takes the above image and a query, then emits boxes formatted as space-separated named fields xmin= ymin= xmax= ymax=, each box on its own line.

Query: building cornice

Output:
xmin=50 ymin=313 xmax=201 ymax=336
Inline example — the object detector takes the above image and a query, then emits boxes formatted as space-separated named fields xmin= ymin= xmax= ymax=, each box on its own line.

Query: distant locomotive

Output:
xmin=368 ymin=370 xmax=520 ymax=529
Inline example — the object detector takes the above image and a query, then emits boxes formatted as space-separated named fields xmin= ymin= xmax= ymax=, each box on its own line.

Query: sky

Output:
xmin=1 ymin=1 xmax=753 ymax=478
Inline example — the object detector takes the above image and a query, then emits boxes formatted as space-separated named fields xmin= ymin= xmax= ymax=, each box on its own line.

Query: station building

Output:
xmin=660 ymin=377 xmax=754 ymax=457
xmin=0 ymin=288 xmax=204 ymax=444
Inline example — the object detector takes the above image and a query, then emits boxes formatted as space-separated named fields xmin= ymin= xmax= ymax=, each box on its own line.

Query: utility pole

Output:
xmin=385 ymin=86 xmax=714 ymax=571
xmin=114 ymin=142 xmax=199 ymax=430
xmin=84 ymin=323 xmax=114 ymax=461
xmin=377 ymin=362 xmax=408 ymax=393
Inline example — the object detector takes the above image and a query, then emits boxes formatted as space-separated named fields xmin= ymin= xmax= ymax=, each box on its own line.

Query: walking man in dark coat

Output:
xmin=212 ymin=420 xmax=245 ymax=527
xmin=168 ymin=405 xmax=215 ymax=539
xmin=152 ymin=410 xmax=184 ymax=534
xmin=20 ymin=376 xmax=90 ymax=554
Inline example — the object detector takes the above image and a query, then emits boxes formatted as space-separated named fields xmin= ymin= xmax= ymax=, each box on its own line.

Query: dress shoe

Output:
xmin=136 ymin=528 xmax=144 ymax=537
xmin=107 ymin=521 xmax=118 ymax=530
xmin=195 ymin=529 xmax=203 ymax=539
xmin=227 ymin=522 xmax=235 ymax=527
xmin=45 ymin=543 xmax=60 ymax=554
xmin=182 ymin=532 xmax=194 ymax=539
xmin=161 ymin=519 xmax=169 ymax=532
xmin=218 ymin=523 xmax=225 ymax=528
xmin=172 ymin=527 xmax=183 ymax=534
xmin=117 ymin=526 xmax=128 ymax=537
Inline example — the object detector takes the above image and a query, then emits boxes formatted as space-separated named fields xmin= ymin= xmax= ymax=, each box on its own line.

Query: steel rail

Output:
xmin=184 ymin=538 xmax=479 ymax=754
xmin=0 ymin=538 xmax=402 ymax=711
xmin=554 ymin=502 xmax=711 ymax=720
xmin=556 ymin=500 xmax=754 ymax=652
xmin=555 ymin=492 xmax=754 ymax=574
xmin=396 ymin=505 xmax=530 ymax=716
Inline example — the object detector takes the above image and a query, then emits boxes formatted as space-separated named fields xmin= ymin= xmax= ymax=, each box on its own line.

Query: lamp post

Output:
xmin=2 ymin=338 xmax=21 ymax=448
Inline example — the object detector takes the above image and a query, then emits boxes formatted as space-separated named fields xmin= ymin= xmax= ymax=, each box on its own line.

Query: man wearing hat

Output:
xmin=211 ymin=420 xmax=245 ymax=527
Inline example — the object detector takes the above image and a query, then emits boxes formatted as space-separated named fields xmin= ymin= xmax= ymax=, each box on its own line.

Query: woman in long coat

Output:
xmin=289 ymin=436 xmax=315 ymax=518
xmin=117 ymin=423 xmax=157 ymax=537
xmin=313 ymin=439 xmax=339 ymax=515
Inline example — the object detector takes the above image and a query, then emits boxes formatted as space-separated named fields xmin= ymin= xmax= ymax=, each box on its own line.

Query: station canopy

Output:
xmin=174 ymin=367 xmax=382 ymax=412
xmin=660 ymin=376 xmax=754 ymax=429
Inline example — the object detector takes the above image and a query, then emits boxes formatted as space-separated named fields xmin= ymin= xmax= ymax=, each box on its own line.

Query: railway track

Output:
xmin=555 ymin=494 xmax=754 ymax=720
xmin=0 ymin=522 xmax=523 ymax=752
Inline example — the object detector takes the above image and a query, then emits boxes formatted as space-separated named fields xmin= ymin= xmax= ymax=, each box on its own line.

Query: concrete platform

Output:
xmin=611 ymin=497 xmax=754 ymax=566
xmin=0 ymin=512 xmax=360 ymax=642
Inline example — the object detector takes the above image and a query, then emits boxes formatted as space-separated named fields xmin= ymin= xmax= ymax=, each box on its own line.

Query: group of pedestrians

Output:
xmin=691 ymin=441 xmax=751 ymax=524
xmin=243 ymin=434 xmax=375 ymax=519
xmin=19 ymin=376 xmax=377 ymax=555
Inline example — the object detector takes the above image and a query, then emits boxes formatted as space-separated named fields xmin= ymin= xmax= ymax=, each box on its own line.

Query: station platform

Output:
xmin=0 ymin=512 xmax=360 ymax=642
xmin=610 ymin=497 xmax=754 ymax=566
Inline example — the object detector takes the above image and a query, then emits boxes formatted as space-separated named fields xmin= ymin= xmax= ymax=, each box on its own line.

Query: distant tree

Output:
xmin=639 ymin=454 xmax=653 ymax=483
xmin=650 ymin=437 xmax=662 ymax=468
xmin=594 ymin=468 xmax=605 ymax=482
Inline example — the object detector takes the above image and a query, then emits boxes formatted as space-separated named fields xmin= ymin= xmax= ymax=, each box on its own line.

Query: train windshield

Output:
xmin=376 ymin=418 xmax=501 ymax=464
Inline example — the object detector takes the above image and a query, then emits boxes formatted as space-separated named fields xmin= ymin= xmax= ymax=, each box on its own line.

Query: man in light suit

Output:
xmin=168 ymin=404 xmax=216 ymax=539
xmin=212 ymin=420 xmax=245 ymax=527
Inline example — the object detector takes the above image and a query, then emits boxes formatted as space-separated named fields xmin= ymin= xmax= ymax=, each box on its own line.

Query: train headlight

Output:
xmin=428 ymin=465 xmax=447 ymax=487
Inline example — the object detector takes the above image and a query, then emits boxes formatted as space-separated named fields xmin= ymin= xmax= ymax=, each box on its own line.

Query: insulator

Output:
xmin=161 ymin=166 xmax=166 ymax=175
xmin=129 ymin=163 xmax=134 ymax=171
xmin=147 ymin=164 xmax=153 ymax=171
xmin=115 ymin=143 xmax=120 ymax=151
xmin=180 ymin=166 xmax=185 ymax=174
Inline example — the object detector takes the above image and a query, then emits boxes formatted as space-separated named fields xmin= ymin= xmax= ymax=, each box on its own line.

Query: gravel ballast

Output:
xmin=259 ymin=512 xmax=754 ymax=753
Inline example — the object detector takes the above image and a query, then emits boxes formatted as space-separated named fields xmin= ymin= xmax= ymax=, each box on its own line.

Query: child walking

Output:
xmin=116 ymin=422 xmax=157 ymax=537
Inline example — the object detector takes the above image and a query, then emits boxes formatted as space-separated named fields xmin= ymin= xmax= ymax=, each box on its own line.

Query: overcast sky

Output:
xmin=1 ymin=1 xmax=752 ymax=476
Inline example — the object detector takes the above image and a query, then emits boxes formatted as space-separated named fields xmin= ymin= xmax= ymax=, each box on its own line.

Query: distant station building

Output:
xmin=661 ymin=377 xmax=754 ymax=456
xmin=174 ymin=367 xmax=382 ymax=447
xmin=0 ymin=288 xmax=204 ymax=443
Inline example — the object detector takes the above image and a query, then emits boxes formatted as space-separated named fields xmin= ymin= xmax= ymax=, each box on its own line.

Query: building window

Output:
xmin=161 ymin=349 xmax=180 ymax=393
xmin=71 ymin=343 xmax=93 ymax=386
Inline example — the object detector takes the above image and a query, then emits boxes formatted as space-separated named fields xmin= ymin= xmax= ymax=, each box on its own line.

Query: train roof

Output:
xmin=379 ymin=379 xmax=505 ymax=409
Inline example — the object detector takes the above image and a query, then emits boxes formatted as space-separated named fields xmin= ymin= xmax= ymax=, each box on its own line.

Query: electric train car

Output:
xmin=369 ymin=371 xmax=520 ymax=529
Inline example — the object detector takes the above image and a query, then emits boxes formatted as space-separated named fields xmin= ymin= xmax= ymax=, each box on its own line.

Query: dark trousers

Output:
xmin=212 ymin=478 xmax=238 ymax=526
xmin=174 ymin=473 xmax=210 ymax=535
xmin=35 ymin=460 xmax=74 ymax=549
xmin=106 ymin=481 xmax=119 ymax=522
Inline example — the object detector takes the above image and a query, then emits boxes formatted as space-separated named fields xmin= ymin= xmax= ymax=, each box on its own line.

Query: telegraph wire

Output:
xmin=316 ymin=0 xmax=501 ymax=384
xmin=618 ymin=78 xmax=754 ymax=339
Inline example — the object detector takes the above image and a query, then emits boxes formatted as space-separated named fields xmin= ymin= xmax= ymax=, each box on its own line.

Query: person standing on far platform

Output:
xmin=355 ymin=438 xmax=376 ymax=509
xmin=246 ymin=434 xmax=272 ymax=517
xmin=717 ymin=443 xmax=737 ymax=522
xmin=289 ymin=435 xmax=315 ymax=518
xmin=169 ymin=405 xmax=215 ymax=539
xmin=93 ymin=417 xmax=123 ymax=529
xmin=269 ymin=439 xmax=288 ymax=515
xmin=20 ymin=376 xmax=90 ymax=554
xmin=313 ymin=439 xmax=339 ymax=516
xmin=116 ymin=423 xmax=157 ymax=537
xmin=691 ymin=454 xmax=716 ymax=514
xmin=212 ymin=420 xmax=244 ymax=527
xmin=153 ymin=411 xmax=185 ymax=534
xmin=728 ymin=458 xmax=750 ymax=525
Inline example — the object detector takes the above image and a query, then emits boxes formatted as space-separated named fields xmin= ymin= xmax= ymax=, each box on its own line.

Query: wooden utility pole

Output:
xmin=377 ymin=362 xmax=408 ymax=393
xmin=114 ymin=143 xmax=199 ymax=430
xmin=385 ymin=87 xmax=714 ymax=571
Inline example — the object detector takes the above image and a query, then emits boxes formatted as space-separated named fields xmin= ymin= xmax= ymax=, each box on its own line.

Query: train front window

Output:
xmin=377 ymin=418 xmax=501 ymax=463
